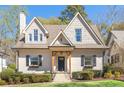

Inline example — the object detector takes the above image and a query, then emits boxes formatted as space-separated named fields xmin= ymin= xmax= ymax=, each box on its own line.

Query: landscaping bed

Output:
xmin=0 ymin=67 xmax=52 ymax=85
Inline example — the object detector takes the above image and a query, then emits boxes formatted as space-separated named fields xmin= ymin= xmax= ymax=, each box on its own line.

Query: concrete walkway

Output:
xmin=53 ymin=73 xmax=71 ymax=83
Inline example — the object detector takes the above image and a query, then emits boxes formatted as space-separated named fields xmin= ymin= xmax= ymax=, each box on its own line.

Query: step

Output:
xmin=53 ymin=73 xmax=71 ymax=83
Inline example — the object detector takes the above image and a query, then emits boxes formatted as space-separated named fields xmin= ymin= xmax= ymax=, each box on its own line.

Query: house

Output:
xmin=106 ymin=30 xmax=124 ymax=68
xmin=13 ymin=12 xmax=108 ymax=74
xmin=0 ymin=49 xmax=9 ymax=72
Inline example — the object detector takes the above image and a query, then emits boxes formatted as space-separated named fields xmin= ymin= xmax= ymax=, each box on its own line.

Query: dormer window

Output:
xmin=60 ymin=38 xmax=62 ymax=42
xmin=75 ymin=29 xmax=82 ymax=42
xmin=34 ymin=29 xmax=38 ymax=41
xmin=40 ymin=34 xmax=42 ymax=41
xmin=29 ymin=34 xmax=32 ymax=41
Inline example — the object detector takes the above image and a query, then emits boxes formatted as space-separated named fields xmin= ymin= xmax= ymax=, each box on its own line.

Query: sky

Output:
xmin=26 ymin=5 xmax=108 ymax=24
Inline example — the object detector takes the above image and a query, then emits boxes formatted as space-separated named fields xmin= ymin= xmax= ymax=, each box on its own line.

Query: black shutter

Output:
xmin=39 ymin=55 xmax=42 ymax=66
xmin=93 ymin=55 xmax=96 ymax=66
xmin=26 ymin=55 xmax=30 ymax=66
xmin=81 ymin=55 xmax=85 ymax=66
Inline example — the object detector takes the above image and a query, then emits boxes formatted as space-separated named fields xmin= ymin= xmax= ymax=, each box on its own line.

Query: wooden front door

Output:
xmin=58 ymin=57 xmax=65 ymax=71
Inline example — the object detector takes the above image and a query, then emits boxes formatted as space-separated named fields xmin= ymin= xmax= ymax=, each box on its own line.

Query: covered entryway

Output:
xmin=50 ymin=50 xmax=73 ymax=74
xmin=48 ymin=30 xmax=74 ymax=75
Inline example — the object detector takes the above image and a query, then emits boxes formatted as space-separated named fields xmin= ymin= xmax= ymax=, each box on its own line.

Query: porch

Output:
xmin=49 ymin=46 xmax=74 ymax=74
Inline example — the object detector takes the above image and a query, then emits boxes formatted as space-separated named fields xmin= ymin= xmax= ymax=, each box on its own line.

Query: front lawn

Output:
xmin=4 ymin=80 xmax=124 ymax=87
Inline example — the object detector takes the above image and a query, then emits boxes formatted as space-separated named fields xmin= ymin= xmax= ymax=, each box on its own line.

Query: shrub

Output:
xmin=93 ymin=70 xmax=102 ymax=78
xmin=8 ymin=78 xmax=14 ymax=84
xmin=103 ymin=65 xmax=113 ymax=74
xmin=20 ymin=74 xmax=33 ymax=82
xmin=114 ymin=71 xmax=121 ymax=80
xmin=0 ymin=80 xmax=6 ymax=85
xmin=104 ymin=71 xmax=113 ymax=79
xmin=72 ymin=71 xmax=94 ymax=80
xmin=112 ymin=67 xmax=124 ymax=74
xmin=1 ymin=68 xmax=15 ymax=81
xmin=72 ymin=71 xmax=83 ymax=80
xmin=19 ymin=74 xmax=52 ymax=83
xmin=23 ymin=78 xmax=30 ymax=84
xmin=14 ymin=77 xmax=21 ymax=84
xmin=31 ymin=74 xmax=52 ymax=83
xmin=31 ymin=75 xmax=41 ymax=83
xmin=39 ymin=74 xmax=52 ymax=82
xmin=8 ymin=64 xmax=16 ymax=71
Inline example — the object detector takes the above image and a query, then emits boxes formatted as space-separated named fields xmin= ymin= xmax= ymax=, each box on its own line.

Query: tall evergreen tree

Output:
xmin=58 ymin=5 xmax=91 ymax=24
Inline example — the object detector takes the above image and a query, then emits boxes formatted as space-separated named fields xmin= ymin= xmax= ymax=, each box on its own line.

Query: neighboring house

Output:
xmin=106 ymin=30 xmax=124 ymax=68
xmin=0 ymin=49 xmax=9 ymax=72
xmin=13 ymin=12 xmax=108 ymax=74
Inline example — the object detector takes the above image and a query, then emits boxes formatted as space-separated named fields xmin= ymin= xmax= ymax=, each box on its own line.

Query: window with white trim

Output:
xmin=40 ymin=34 xmax=42 ymax=41
xmin=30 ymin=56 xmax=39 ymax=66
xmin=75 ymin=29 xmax=82 ymax=42
xmin=34 ymin=29 xmax=38 ymax=41
xmin=84 ymin=56 xmax=92 ymax=66
xmin=29 ymin=34 xmax=32 ymax=41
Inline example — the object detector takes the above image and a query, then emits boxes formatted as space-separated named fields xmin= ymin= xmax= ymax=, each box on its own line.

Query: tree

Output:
xmin=58 ymin=5 xmax=91 ymax=24
xmin=38 ymin=17 xmax=63 ymax=25
xmin=0 ymin=6 xmax=27 ymax=63
xmin=96 ymin=6 xmax=124 ymax=42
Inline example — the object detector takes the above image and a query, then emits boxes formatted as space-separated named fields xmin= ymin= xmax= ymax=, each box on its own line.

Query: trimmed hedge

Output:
xmin=14 ymin=77 xmax=21 ymax=84
xmin=23 ymin=78 xmax=30 ymax=84
xmin=14 ymin=73 xmax=51 ymax=84
xmin=0 ymin=70 xmax=52 ymax=85
xmin=72 ymin=71 xmax=94 ymax=80
xmin=30 ymin=74 xmax=52 ymax=83
xmin=0 ymin=80 xmax=6 ymax=85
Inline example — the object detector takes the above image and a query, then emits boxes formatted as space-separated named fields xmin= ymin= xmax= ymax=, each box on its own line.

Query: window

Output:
xmin=26 ymin=55 xmax=42 ymax=67
xmin=29 ymin=34 xmax=32 ymax=41
xmin=30 ymin=56 xmax=39 ymax=66
xmin=116 ymin=54 xmax=119 ymax=63
xmin=93 ymin=55 xmax=96 ymax=66
xmin=75 ymin=29 xmax=82 ymax=42
xmin=40 ymin=34 xmax=42 ymax=41
xmin=111 ymin=54 xmax=120 ymax=64
xmin=111 ymin=56 xmax=114 ymax=64
xmin=84 ymin=56 xmax=92 ymax=66
xmin=81 ymin=55 xmax=96 ymax=67
xmin=81 ymin=55 xmax=84 ymax=66
xmin=34 ymin=29 xmax=38 ymax=41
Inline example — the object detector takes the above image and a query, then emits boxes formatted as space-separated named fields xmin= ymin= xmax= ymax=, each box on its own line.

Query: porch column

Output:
xmin=52 ymin=51 xmax=56 ymax=73
xmin=67 ymin=51 xmax=71 ymax=74
xmin=69 ymin=52 xmax=71 ymax=74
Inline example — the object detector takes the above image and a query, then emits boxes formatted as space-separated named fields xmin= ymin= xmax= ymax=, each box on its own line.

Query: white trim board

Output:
xmin=50 ymin=30 xmax=73 ymax=46
xmin=22 ymin=17 xmax=48 ymax=34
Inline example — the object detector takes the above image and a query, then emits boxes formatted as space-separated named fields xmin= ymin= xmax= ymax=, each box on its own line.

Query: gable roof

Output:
xmin=14 ymin=13 xmax=107 ymax=49
xmin=107 ymin=30 xmax=124 ymax=51
xmin=22 ymin=17 xmax=48 ymax=34
xmin=50 ymin=30 xmax=73 ymax=46
xmin=63 ymin=12 xmax=104 ymax=45
xmin=111 ymin=30 xmax=124 ymax=40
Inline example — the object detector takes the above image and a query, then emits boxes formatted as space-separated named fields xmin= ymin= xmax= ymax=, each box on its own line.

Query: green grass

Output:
xmin=6 ymin=80 xmax=124 ymax=87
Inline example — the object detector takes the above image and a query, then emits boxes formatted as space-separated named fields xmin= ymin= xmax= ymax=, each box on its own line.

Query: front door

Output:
xmin=58 ymin=57 xmax=65 ymax=71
